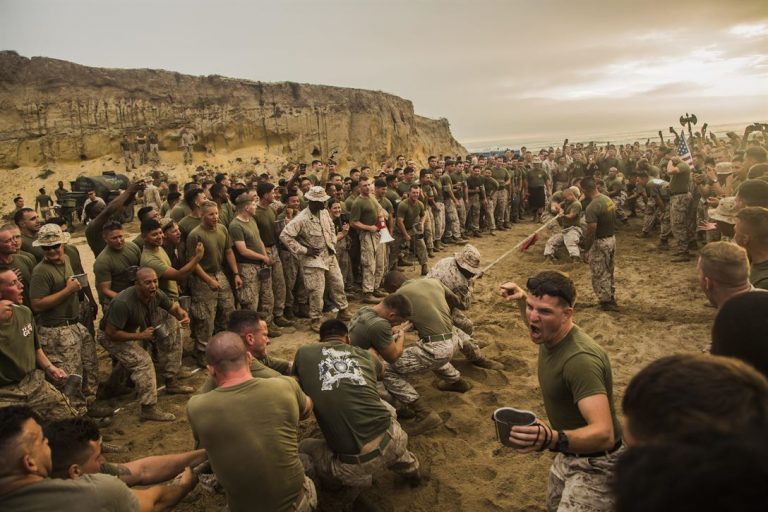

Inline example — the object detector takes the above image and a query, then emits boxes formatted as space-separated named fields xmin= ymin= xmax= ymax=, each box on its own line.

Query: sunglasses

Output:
xmin=526 ymin=277 xmax=574 ymax=307
xmin=43 ymin=244 xmax=62 ymax=251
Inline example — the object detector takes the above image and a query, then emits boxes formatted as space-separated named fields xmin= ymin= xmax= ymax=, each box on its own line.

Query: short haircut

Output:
xmin=526 ymin=270 xmax=577 ymax=307
xmin=141 ymin=218 xmax=162 ymax=235
xmin=44 ymin=417 xmax=101 ymax=477
xmin=381 ymin=294 xmax=412 ymax=319
xmin=13 ymin=208 xmax=34 ymax=226
xmin=0 ymin=405 xmax=39 ymax=466
xmin=167 ymin=191 xmax=181 ymax=203
xmin=748 ymin=163 xmax=768 ymax=180
xmin=745 ymin=146 xmax=768 ymax=163
xmin=227 ymin=310 xmax=264 ymax=334
xmin=711 ymin=291 xmax=768 ymax=379
xmin=235 ymin=193 xmax=253 ymax=210
xmin=622 ymin=354 xmax=768 ymax=444
xmin=256 ymin=182 xmax=274 ymax=199
xmin=374 ymin=178 xmax=387 ymax=189
xmin=698 ymin=241 xmax=749 ymax=286
xmin=319 ymin=319 xmax=348 ymax=340
xmin=419 ymin=168 xmax=432 ymax=179
xmin=183 ymin=187 xmax=204 ymax=209
xmin=205 ymin=331 xmax=249 ymax=373
xmin=403 ymin=166 xmax=415 ymax=175
xmin=101 ymin=220 xmax=123 ymax=234
xmin=137 ymin=206 xmax=154 ymax=222
xmin=581 ymin=177 xmax=597 ymax=193
xmin=736 ymin=180 xmax=768 ymax=207
xmin=210 ymin=183 xmax=226 ymax=199
xmin=409 ymin=183 xmax=421 ymax=191
xmin=199 ymin=200 xmax=218 ymax=212
xmin=736 ymin=206 xmax=768 ymax=244
xmin=214 ymin=173 xmax=228 ymax=184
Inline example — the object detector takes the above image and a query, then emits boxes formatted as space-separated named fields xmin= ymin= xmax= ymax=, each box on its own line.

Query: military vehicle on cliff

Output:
xmin=57 ymin=171 xmax=134 ymax=229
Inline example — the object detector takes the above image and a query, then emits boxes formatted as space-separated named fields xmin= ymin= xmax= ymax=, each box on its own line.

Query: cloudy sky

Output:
xmin=1 ymin=0 xmax=766 ymax=148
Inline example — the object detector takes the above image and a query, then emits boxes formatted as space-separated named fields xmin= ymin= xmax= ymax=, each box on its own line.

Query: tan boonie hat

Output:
xmin=33 ymin=224 xmax=71 ymax=247
xmin=715 ymin=162 xmax=733 ymax=175
xmin=455 ymin=244 xmax=482 ymax=274
xmin=304 ymin=186 xmax=330 ymax=202
xmin=708 ymin=196 xmax=737 ymax=225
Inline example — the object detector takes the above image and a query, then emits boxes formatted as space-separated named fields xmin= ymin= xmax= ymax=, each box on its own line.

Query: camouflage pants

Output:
xmin=384 ymin=336 xmax=461 ymax=404
xmin=137 ymin=143 xmax=147 ymax=165
xmin=0 ymin=370 xmax=78 ymax=421
xmin=452 ymin=326 xmax=482 ymax=362
xmin=188 ymin=272 xmax=235 ymax=352
xmin=612 ymin=192 xmax=628 ymax=221
xmin=468 ymin=195 xmax=482 ymax=232
xmin=183 ymin=145 xmax=193 ymax=164
xmin=588 ymin=236 xmax=615 ymax=303
xmin=123 ymin=150 xmax=134 ymax=170
xmin=482 ymin=198 xmax=496 ymax=231
xmin=545 ymin=227 xmax=583 ymax=258
xmin=547 ymin=446 xmax=625 ymax=512
xmin=238 ymin=263 xmax=275 ymax=318
xmin=336 ymin=238 xmax=355 ymax=288
xmin=669 ymin=193 xmax=692 ymax=252
xmin=99 ymin=332 xmax=158 ymax=406
xmin=360 ymin=231 xmax=387 ymax=294
xmin=304 ymin=257 xmax=349 ymax=319
xmin=443 ymin=201 xmax=461 ymax=240
xmin=452 ymin=309 xmax=474 ymax=336
xmin=266 ymin=246 xmax=286 ymax=318
xmin=281 ymin=247 xmax=308 ymax=310
xmin=299 ymin=402 xmax=419 ymax=488
xmin=432 ymin=203 xmax=445 ymax=241
xmin=38 ymin=323 xmax=96 ymax=410
xmin=642 ymin=198 xmax=671 ymax=241
xmin=457 ymin=198 xmax=467 ymax=235
xmin=154 ymin=309 xmax=183 ymax=380
xmin=494 ymin=188 xmax=509 ymax=226
xmin=393 ymin=228 xmax=427 ymax=266
xmin=423 ymin=209 xmax=435 ymax=251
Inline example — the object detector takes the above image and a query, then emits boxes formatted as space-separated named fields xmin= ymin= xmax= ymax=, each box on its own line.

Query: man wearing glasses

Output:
xmin=500 ymin=271 xmax=623 ymax=512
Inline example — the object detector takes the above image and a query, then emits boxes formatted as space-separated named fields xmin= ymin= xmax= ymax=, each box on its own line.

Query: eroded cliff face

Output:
xmin=0 ymin=51 xmax=466 ymax=169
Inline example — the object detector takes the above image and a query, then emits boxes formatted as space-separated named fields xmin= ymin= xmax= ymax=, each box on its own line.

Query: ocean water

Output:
xmin=463 ymin=121 xmax=760 ymax=153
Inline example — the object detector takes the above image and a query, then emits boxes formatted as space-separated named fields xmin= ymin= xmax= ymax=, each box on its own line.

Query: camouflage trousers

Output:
xmin=451 ymin=326 xmax=483 ymax=362
xmin=188 ymin=272 xmax=235 ymax=352
xmin=123 ymin=150 xmax=134 ymax=170
xmin=545 ymin=227 xmax=583 ymax=258
xmin=38 ymin=323 xmax=96 ymax=410
xmin=494 ymin=188 xmax=510 ymax=227
xmin=611 ymin=192 xmax=628 ymax=221
xmin=183 ymin=145 xmax=193 ymax=164
xmin=360 ymin=231 xmax=387 ymax=294
xmin=443 ymin=201 xmax=461 ymax=240
xmin=136 ymin=143 xmax=148 ymax=165
xmin=0 ymin=370 xmax=78 ymax=421
xmin=432 ymin=203 xmax=445 ymax=241
xmin=336 ymin=238 xmax=355 ymax=287
xmin=423 ymin=209 xmax=435 ymax=251
xmin=393 ymin=228 xmax=427 ymax=265
xmin=99 ymin=332 xmax=161 ymax=406
xmin=452 ymin=309 xmax=474 ymax=336
xmin=304 ymin=257 xmax=349 ymax=319
xmin=642 ymin=198 xmax=671 ymax=241
xmin=299 ymin=402 xmax=419 ymax=489
xmin=238 ymin=263 xmax=274 ymax=318
xmin=266 ymin=246 xmax=287 ymax=318
xmin=468 ymin=195 xmax=482 ymax=232
xmin=457 ymin=198 xmax=467 ymax=236
xmin=279 ymin=247 xmax=308 ymax=310
xmin=153 ymin=309 xmax=183 ymax=380
xmin=588 ymin=236 xmax=615 ymax=304
xmin=547 ymin=446 xmax=625 ymax=512
xmin=482 ymin=198 xmax=496 ymax=231
xmin=384 ymin=335 xmax=461 ymax=405
xmin=669 ymin=193 xmax=692 ymax=253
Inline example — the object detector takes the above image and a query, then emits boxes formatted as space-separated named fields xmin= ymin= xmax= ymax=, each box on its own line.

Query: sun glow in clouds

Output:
xmin=729 ymin=23 xmax=768 ymax=38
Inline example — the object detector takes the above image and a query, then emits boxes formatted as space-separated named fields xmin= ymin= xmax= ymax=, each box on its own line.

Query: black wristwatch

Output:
xmin=553 ymin=430 xmax=569 ymax=453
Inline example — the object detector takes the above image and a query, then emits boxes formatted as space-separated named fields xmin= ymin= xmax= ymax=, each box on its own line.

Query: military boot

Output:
xmin=309 ymin=317 xmax=322 ymax=333
xmin=140 ymin=405 xmax=176 ymax=422
xmin=406 ymin=399 xmax=442 ymax=436
xmin=164 ymin=379 xmax=194 ymax=395
xmin=436 ymin=378 xmax=473 ymax=393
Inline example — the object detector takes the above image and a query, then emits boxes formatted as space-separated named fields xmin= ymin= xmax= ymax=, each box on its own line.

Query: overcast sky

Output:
xmin=1 ymin=0 xmax=766 ymax=147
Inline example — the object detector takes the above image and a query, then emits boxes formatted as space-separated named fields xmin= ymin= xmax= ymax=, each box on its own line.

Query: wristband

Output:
xmin=233 ymin=273 xmax=240 ymax=276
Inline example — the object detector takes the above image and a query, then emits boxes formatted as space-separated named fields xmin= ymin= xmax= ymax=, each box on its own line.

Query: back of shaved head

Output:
xmin=206 ymin=331 xmax=248 ymax=374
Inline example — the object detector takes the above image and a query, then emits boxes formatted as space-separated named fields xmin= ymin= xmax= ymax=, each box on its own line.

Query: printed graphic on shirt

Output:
xmin=318 ymin=346 xmax=366 ymax=391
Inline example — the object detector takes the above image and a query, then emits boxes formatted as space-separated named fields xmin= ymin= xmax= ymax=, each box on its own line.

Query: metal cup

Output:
xmin=72 ymin=273 xmax=89 ymax=288
xmin=153 ymin=323 xmax=170 ymax=339
xmin=178 ymin=296 xmax=191 ymax=310
xmin=63 ymin=374 xmax=83 ymax=398
xmin=125 ymin=265 xmax=139 ymax=282
xmin=492 ymin=407 xmax=536 ymax=447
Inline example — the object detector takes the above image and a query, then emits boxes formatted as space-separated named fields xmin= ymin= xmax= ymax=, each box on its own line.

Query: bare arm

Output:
xmin=35 ymin=348 xmax=66 ymax=379
xmin=583 ymin=223 xmax=597 ymax=253
xmin=31 ymin=277 xmax=80 ymax=313
xmin=232 ymin=241 xmax=269 ymax=263
xmin=105 ymin=322 xmax=154 ymax=343
xmin=132 ymin=467 xmax=197 ymax=512
xmin=117 ymin=449 xmax=207 ymax=486
xmin=90 ymin=182 xmax=145 ymax=235
xmin=97 ymin=281 xmax=119 ymax=301
xmin=377 ymin=329 xmax=405 ymax=364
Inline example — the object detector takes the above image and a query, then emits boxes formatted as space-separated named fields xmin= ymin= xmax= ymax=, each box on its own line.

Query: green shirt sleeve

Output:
xmin=562 ymin=353 xmax=608 ymax=403
xmin=93 ymin=257 xmax=111 ymax=285
xmin=105 ymin=299 xmax=130 ymax=331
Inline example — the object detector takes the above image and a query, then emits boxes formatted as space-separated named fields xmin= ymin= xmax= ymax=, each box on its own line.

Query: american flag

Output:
xmin=677 ymin=131 xmax=694 ymax=166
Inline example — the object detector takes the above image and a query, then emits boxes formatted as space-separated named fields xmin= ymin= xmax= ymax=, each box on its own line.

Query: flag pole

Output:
xmin=474 ymin=214 xmax=563 ymax=278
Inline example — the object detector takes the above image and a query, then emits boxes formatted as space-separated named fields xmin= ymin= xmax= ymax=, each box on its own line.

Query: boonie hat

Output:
xmin=708 ymin=196 xmax=737 ymax=225
xmin=33 ymin=224 xmax=71 ymax=247
xmin=454 ymin=244 xmax=482 ymax=274
xmin=304 ymin=186 xmax=330 ymax=202
xmin=715 ymin=162 xmax=733 ymax=175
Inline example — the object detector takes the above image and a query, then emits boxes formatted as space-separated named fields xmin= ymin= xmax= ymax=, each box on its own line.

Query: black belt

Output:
xmin=40 ymin=319 xmax=79 ymax=328
xmin=566 ymin=439 xmax=622 ymax=458
xmin=669 ymin=191 xmax=688 ymax=196
xmin=420 ymin=333 xmax=452 ymax=343
xmin=336 ymin=428 xmax=392 ymax=464
xmin=264 ymin=243 xmax=276 ymax=248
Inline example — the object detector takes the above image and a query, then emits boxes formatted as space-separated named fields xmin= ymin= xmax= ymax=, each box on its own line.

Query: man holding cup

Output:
xmin=499 ymin=271 xmax=623 ymax=512
xmin=99 ymin=267 xmax=191 ymax=422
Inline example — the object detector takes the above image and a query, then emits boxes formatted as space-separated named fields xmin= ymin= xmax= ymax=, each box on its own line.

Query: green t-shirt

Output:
xmin=293 ymin=341 xmax=390 ymax=455
xmin=350 ymin=196 xmax=380 ymax=226
xmin=484 ymin=176 xmax=500 ymax=194
xmin=669 ymin=162 xmax=691 ymax=194
xmin=218 ymin=201 xmax=235 ymax=228
xmin=385 ymin=188 xmax=401 ymax=208
xmin=93 ymin=244 xmax=141 ymax=303
xmin=169 ymin=203 xmax=192 ymax=223
xmin=187 ymin=377 xmax=308 ymax=512
xmin=396 ymin=181 xmax=412 ymax=197
xmin=29 ymin=256 xmax=79 ymax=325
xmin=440 ymin=174 xmax=453 ymax=200
xmin=343 ymin=193 xmax=358 ymax=213
xmin=537 ymin=325 xmax=622 ymax=440
xmin=0 ymin=305 xmax=38 ymax=387
xmin=65 ymin=245 xmax=85 ymax=275
xmin=348 ymin=306 xmax=392 ymax=352
xmin=253 ymin=205 xmax=278 ymax=246
xmin=178 ymin=215 xmax=201 ymax=240
xmin=140 ymin=247 xmax=179 ymax=300
xmin=228 ymin=217 xmax=266 ymax=263
xmin=491 ymin=167 xmax=509 ymax=184
xmin=561 ymin=200 xmax=583 ymax=229
xmin=199 ymin=358 xmax=283 ymax=394
xmin=378 ymin=196 xmax=394 ymax=219
xmin=526 ymin=168 xmax=549 ymax=188
xmin=396 ymin=199 xmax=425 ymax=230
xmin=186 ymin=224 xmax=231 ymax=274
xmin=585 ymin=194 xmax=616 ymax=239
xmin=750 ymin=260 xmax=768 ymax=290
xmin=131 ymin=235 xmax=144 ymax=251
xmin=396 ymin=278 xmax=452 ymax=338
xmin=604 ymin=177 xmax=625 ymax=195
xmin=101 ymin=286 xmax=172 ymax=333
xmin=466 ymin=175 xmax=484 ymax=195
xmin=0 ymin=473 xmax=139 ymax=512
